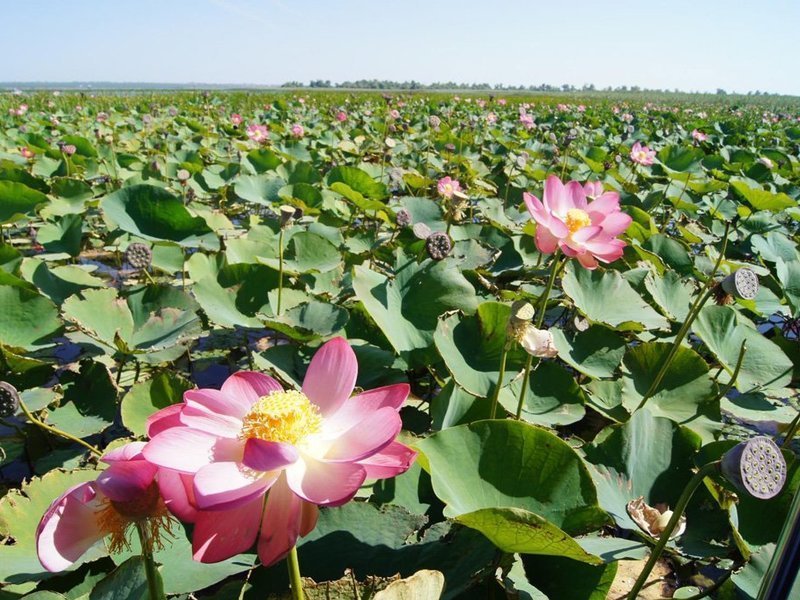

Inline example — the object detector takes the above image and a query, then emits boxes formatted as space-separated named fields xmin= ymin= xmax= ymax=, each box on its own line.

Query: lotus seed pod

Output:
xmin=721 ymin=436 xmax=786 ymax=500
xmin=124 ymin=243 xmax=152 ymax=270
xmin=425 ymin=231 xmax=452 ymax=261
xmin=412 ymin=222 xmax=432 ymax=240
xmin=176 ymin=169 xmax=191 ymax=182
xmin=395 ymin=208 xmax=412 ymax=228
xmin=0 ymin=381 xmax=20 ymax=418
xmin=721 ymin=268 xmax=759 ymax=300
xmin=279 ymin=205 xmax=296 ymax=227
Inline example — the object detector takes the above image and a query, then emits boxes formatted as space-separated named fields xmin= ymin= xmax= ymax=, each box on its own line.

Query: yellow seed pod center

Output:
xmin=240 ymin=390 xmax=322 ymax=445
xmin=565 ymin=208 xmax=592 ymax=233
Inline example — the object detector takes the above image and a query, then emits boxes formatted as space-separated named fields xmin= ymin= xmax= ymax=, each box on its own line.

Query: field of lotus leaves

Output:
xmin=1 ymin=90 xmax=800 ymax=599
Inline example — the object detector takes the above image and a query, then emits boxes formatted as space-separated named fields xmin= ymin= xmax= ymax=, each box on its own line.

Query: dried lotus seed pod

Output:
xmin=425 ymin=231 xmax=452 ymax=261
xmin=0 ymin=381 xmax=20 ymax=418
xmin=721 ymin=436 xmax=787 ymax=500
xmin=124 ymin=243 xmax=152 ymax=270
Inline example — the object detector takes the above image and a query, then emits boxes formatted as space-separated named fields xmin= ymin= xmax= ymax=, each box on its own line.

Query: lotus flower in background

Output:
xmin=630 ymin=141 xmax=655 ymax=165
xmin=230 ymin=113 xmax=243 ymax=126
xmin=335 ymin=110 xmax=347 ymax=122
xmin=691 ymin=129 xmax=708 ymax=142
xmin=36 ymin=443 xmax=172 ymax=572
xmin=437 ymin=176 xmax=464 ymax=200
xmin=143 ymin=337 xmax=416 ymax=566
xmin=246 ymin=123 xmax=269 ymax=143
xmin=524 ymin=175 xmax=631 ymax=270
xmin=290 ymin=123 xmax=305 ymax=138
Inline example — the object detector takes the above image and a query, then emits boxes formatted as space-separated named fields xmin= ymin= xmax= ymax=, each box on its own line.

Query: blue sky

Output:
xmin=2 ymin=0 xmax=799 ymax=95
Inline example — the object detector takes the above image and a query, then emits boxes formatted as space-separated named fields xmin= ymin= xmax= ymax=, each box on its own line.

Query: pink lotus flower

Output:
xmin=19 ymin=146 xmax=34 ymax=159
xmin=96 ymin=112 xmax=109 ymax=123
xmin=390 ymin=109 xmax=400 ymax=120
xmin=519 ymin=114 xmax=535 ymax=129
xmin=36 ymin=443 xmax=172 ymax=572
xmin=524 ymin=175 xmax=631 ymax=270
xmin=437 ymin=176 xmax=465 ymax=200
xmin=630 ymin=142 xmax=655 ymax=166
xmin=142 ymin=337 xmax=416 ymax=566
xmin=230 ymin=113 xmax=243 ymax=126
xmin=335 ymin=110 xmax=347 ymax=122
xmin=246 ymin=124 xmax=269 ymax=143
xmin=62 ymin=144 xmax=77 ymax=156
xmin=691 ymin=129 xmax=708 ymax=142
xmin=290 ymin=123 xmax=304 ymax=138
xmin=486 ymin=112 xmax=497 ymax=124
xmin=497 ymin=98 xmax=507 ymax=105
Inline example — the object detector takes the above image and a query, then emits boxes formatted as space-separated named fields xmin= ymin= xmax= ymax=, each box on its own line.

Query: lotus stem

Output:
xmin=136 ymin=522 xmax=166 ymax=600
xmin=17 ymin=394 xmax=101 ymax=456
xmin=287 ymin=545 xmax=305 ymax=600
xmin=489 ymin=342 xmax=510 ymax=419
xmin=627 ymin=461 xmax=721 ymax=600
xmin=637 ymin=222 xmax=730 ymax=410
xmin=515 ymin=253 xmax=564 ymax=419
xmin=277 ymin=227 xmax=285 ymax=315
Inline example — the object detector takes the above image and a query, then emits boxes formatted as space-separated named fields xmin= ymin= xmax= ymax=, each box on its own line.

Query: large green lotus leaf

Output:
xmin=731 ymin=180 xmax=795 ymax=212
xmin=502 ymin=361 xmax=587 ymax=426
xmin=520 ymin=554 xmax=617 ymax=600
xmin=643 ymin=269 xmax=694 ymax=321
xmin=657 ymin=145 xmax=704 ymax=172
xmin=47 ymin=361 xmax=117 ymax=438
xmin=327 ymin=165 xmax=387 ymax=200
xmin=258 ymin=231 xmax=341 ymax=275
xmin=37 ymin=214 xmax=83 ymax=256
xmin=562 ymin=266 xmax=669 ymax=331
xmin=643 ymin=234 xmax=693 ymax=275
xmin=192 ymin=275 xmax=264 ymax=328
xmin=263 ymin=300 xmax=349 ymax=341
xmin=120 ymin=371 xmax=192 ymax=437
xmin=0 ymin=468 xmax=100 ymax=591
xmin=126 ymin=287 xmax=200 ymax=354
xmin=621 ymin=342 xmax=718 ymax=426
xmin=430 ymin=381 xmax=492 ymax=430
xmin=775 ymin=257 xmax=800 ymax=316
xmin=731 ymin=543 xmax=774 ymax=599
xmin=416 ymin=420 xmax=607 ymax=534
xmin=0 ymin=162 xmax=49 ymax=192
xmin=100 ymin=184 xmax=217 ymax=248
xmin=0 ymin=180 xmax=48 ymax=224
xmin=243 ymin=147 xmax=282 ymax=173
xmin=582 ymin=408 xmax=702 ymax=531
xmin=551 ymin=325 xmax=626 ymax=379
xmin=750 ymin=231 xmax=799 ymax=263
xmin=19 ymin=259 xmax=106 ymax=305
xmin=456 ymin=507 xmax=601 ymax=564
xmin=433 ymin=302 xmax=528 ymax=398
xmin=352 ymin=252 xmax=478 ymax=365
xmin=89 ymin=557 xmax=149 ymax=600
xmin=62 ymin=288 xmax=135 ymax=349
xmin=0 ymin=277 xmax=63 ymax=349
xmin=233 ymin=173 xmax=286 ymax=205
xmin=693 ymin=305 xmax=793 ymax=392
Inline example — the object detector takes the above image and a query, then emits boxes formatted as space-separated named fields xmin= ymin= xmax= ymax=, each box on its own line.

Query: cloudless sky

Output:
xmin=2 ymin=0 xmax=799 ymax=95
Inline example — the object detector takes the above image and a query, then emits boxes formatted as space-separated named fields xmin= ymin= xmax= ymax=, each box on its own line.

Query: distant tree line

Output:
xmin=280 ymin=80 xmax=786 ymax=96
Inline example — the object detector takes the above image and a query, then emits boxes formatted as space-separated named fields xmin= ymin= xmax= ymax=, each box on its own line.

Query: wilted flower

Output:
xmin=630 ymin=142 xmax=655 ymax=166
xmin=520 ymin=327 xmax=558 ymax=358
xmin=143 ymin=338 xmax=416 ymax=566
xmin=626 ymin=496 xmax=686 ymax=539
xmin=524 ymin=175 xmax=631 ymax=270
xmin=246 ymin=124 xmax=269 ymax=143
xmin=395 ymin=208 xmax=412 ymax=227
xmin=37 ymin=443 xmax=173 ymax=571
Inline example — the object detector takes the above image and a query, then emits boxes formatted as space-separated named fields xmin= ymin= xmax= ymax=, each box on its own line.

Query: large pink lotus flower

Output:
xmin=142 ymin=337 xmax=416 ymax=566
xmin=36 ymin=442 xmax=172 ymax=572
xmin=630 ymin=142 xmax=655 ymax=166
xmin=524 ymin=175 xmax=632 ymax=270
xmin=246 ymin=124 xmax=269 ymax=143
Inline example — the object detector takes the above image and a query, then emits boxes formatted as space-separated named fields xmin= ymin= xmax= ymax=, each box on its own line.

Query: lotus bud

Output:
xmin=279 ymin=205 xmax=296 ymax=228
xmin=0 ymin=382 xmax=20 ymax=418
xmin=124 ymin=243 xmax=152 ymax=270
xmin=176 ymin=169 xmax=191 ymax=184
xmin=721 ymin=436 xmax=786 ymax=499
xmin=425 ymin=231 xmax=452 ymax=261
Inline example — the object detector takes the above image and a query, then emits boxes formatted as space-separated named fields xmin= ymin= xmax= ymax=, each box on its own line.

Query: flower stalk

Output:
xmin=136 ymin=522 xmax=166 ymax=600
xmin=287 ymin=545 xmax=305 ymax=600
xmin=627 ymin=461 xmax=721 ymax=600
